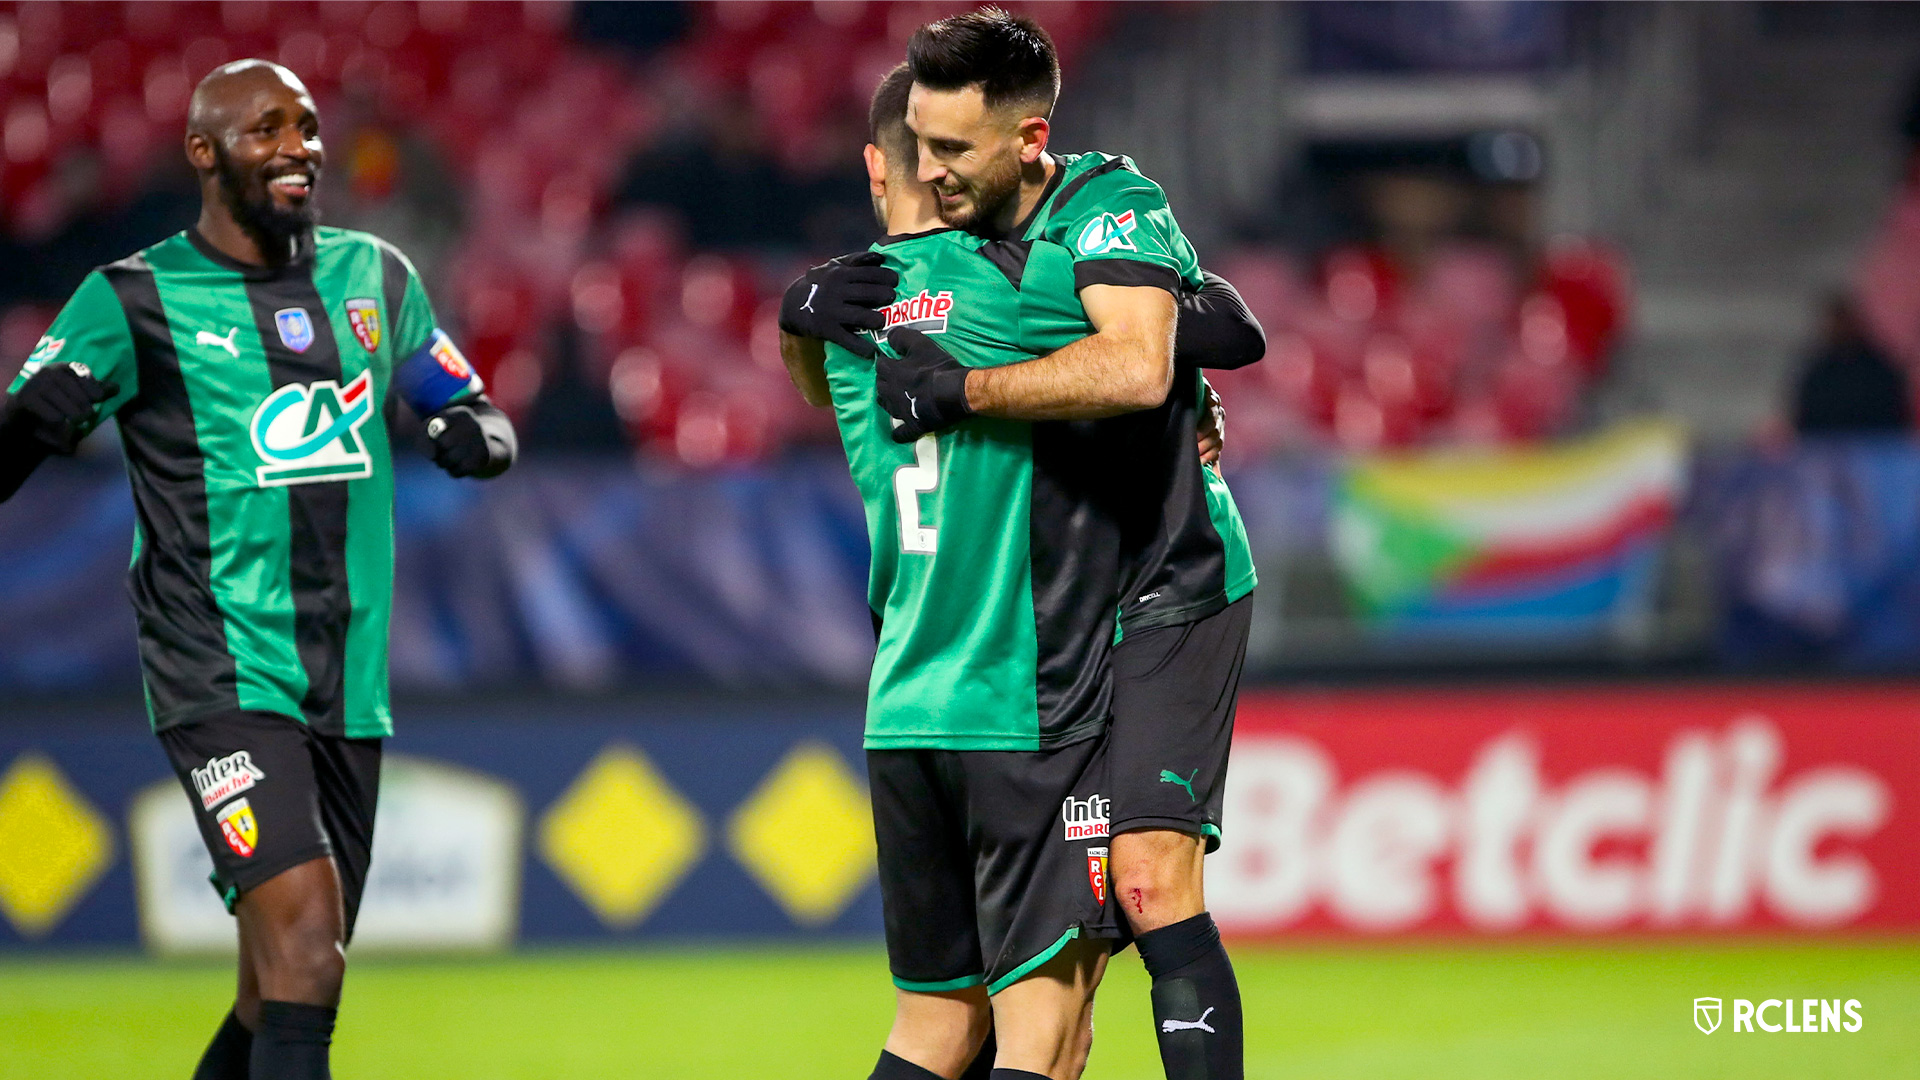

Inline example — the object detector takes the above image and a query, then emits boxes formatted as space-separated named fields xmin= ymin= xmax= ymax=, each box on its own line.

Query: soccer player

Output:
xmin=781 ymin=64 xmax=1262 ymax=1080
xmin=877 ymin=11 xmax=1259 ymax=1080
xmin=0 ymin=61 xmax=515 ymax=1080
xmin=781 ymin=65 xmax=1125 ymax=1080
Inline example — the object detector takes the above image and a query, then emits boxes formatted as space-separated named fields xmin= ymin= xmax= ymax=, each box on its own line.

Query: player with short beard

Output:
xmin=874 ymin=11 xmax=1258 ymax=1080
xmin=0 ymin=60 xmax=516 ymax=1080
xmin=781 ymin=51 xmax=1264 ymax=1079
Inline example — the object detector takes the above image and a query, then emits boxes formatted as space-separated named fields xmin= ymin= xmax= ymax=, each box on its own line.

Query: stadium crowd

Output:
xmin=0 ymin=0 xmax=1627 ymax=465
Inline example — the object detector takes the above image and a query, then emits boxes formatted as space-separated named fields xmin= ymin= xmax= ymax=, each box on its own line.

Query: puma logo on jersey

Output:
xmin=1159 ymin=768 xmax=1199 ymax=802
xmin=197 ymin=327 xmax=240 ymax=357
xmin=250 ymin=370 xmax=375 ymax=487
xmin=1161 ymin=1007 xmax=1215 ymax=1034
xmin=800 ymin=284 xmax=819 ymax=313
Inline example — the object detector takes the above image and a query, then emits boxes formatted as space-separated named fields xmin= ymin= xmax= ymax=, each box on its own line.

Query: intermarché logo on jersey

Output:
xmin=1062 ymin=793 xmax=1110 ymax=841
xmin=880 ymin=290 xmax=954 ymax=335
xmin=250 ymin=369 xmax=375 ymax=486
xmin=191 ymin=750 xmax=266 ymax=811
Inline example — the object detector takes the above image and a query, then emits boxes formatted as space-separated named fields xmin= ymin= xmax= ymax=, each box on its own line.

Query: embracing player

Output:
xmin=0 ymin=61 xmax=514 ymax=1080
xmin=877 ymin=11 xmax=1260 ymax=1080
xmin=781 ymin=56 xmax=1262 ymax=1080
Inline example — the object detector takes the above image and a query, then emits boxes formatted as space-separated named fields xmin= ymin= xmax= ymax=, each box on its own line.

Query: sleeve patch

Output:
xmin=394 ymin=328 xmax=483 ymax=415
xmin=1076 ymin=210 xmax=1140 ymax=256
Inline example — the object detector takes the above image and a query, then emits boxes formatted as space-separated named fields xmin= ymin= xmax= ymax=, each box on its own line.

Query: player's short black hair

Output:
xmin=868 ymin=62 xmax=917 ymax=172
xmin=906 ymin=6 xmax=1059 ymax=117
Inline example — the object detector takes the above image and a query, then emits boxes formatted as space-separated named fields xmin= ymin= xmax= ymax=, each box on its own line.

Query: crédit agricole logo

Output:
xmin=250 ymin=369 xmax=374 ymax=486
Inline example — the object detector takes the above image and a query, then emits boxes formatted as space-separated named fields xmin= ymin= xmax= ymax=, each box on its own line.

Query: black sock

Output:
xmin=1136 ymin=913 xmax=1242 ymax=1080
xmin=957 ymin=1027 xmax=997 ymax=1080
xmin=249 ymin=1000 xmax=335 ymax=1080
xmin=871 ymin=1050 xmax=947 ymax=1080
xmin=191 ymin=1009 xmax=252 ymax=1080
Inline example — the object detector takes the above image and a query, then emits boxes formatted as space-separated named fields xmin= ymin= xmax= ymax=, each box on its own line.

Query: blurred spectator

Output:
xmin=1792 ymin=296 xmax=1913 ymax=437
xmin=1854 ymin=67 xmax=1920 ymax=374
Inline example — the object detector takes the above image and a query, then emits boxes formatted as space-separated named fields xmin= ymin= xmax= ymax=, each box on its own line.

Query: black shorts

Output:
xmin=157 ymin=710 xmax=382 ymax=938
xmin=869 ymin=736 xmax=1121 ymax=996
xmin=1110 ymin=595 xmax=1251 ymax=853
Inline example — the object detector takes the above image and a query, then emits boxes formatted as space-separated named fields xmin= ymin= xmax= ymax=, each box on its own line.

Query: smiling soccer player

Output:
xmin=0 ymin=60 xmax=515 ymax=1080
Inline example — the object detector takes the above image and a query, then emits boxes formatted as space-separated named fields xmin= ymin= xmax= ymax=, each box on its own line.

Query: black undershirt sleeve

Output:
xmin=0 ymin=410 xmax=53 ymax=503
xmin=1176 ymin=270 xmax=1266 ymax=371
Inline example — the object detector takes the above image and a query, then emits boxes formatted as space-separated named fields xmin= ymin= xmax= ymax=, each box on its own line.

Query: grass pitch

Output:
xmin=1 ymin=940 xmax=1912 ymax=1078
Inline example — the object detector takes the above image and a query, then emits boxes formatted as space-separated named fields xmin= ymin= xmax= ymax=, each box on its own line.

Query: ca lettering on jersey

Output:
xmin=250 ymin=369 xmax=376 ymax=487
xmin=191 ymin=749 xmax=267 ymax=811
xmin=1076 ymin=210 xmax=1139 ymax=256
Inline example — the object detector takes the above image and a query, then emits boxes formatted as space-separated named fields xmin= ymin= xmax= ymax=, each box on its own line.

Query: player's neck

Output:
xmin=194 ymin=205 xmax=297 ymax=268
xmin=886 ymin=191 xmax=943 ymax=236
xmin=1002 ymin=153 xmax=1057 ymax=236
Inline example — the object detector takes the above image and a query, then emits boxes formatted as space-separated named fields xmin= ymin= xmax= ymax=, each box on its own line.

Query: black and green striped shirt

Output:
xmin=12 ymin=227 xmax=480 ymax=737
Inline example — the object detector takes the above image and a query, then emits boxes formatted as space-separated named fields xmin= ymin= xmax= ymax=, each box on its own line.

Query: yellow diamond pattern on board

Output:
xmin=538 ymin=744 xmax=705 ymax=929
xmin=0 ymin=752 xmax=114 ymax=937
xmin=728 ymin=741 xmax=875 ymax=926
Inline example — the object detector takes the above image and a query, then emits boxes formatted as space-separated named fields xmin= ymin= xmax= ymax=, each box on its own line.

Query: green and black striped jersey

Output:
xmin=828 ymin=230 xmax=1123 ymax=751
xmin=11 ymin=227 xmax=481 ymax=738
xmin=1017 ymin=151 xmax=1257 ymax=634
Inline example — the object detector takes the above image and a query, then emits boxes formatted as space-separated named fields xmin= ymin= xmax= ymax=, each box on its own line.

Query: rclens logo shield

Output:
xmin=218 ymin=797 xmax=258 ymax=858
xmin=1695 ymin=998 xmax=1722 ymax=1034
xmin=1087 ymin=846 xmax=1109 ymax=904
xmin=249 ymin=370 xmax=375 ymax=487
xmin=345 ymin=298 xmax=382 ymax=353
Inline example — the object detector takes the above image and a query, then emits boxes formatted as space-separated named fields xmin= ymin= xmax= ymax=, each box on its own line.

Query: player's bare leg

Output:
xmin=1111 ymin=828 xmax=1206 ymax=932
xmin=881 ymin=985 xmax=992 ymax=1079
xmin=1113 ymin=827 xmax=1242 ymax=1080
xmin=988 ymin=937 xmax=1109 ymax=1080
xmin=224 ymin=856 xmax=345 ymax=1078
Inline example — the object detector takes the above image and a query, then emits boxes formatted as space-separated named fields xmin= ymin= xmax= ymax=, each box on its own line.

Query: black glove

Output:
xmin=878 ymin=327 xmax=974 ymax=442
xmin=426 ymin=402 xmax=516 ymax=479
xmin=778 ymin=251 xmax=898 ymax=359
xmin=0 ymin=362 xmax=117 ymax=455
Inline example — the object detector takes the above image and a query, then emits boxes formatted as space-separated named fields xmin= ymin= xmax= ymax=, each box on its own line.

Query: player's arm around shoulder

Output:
xmin=779 ymin=330 xmax=832 ymax=408
xmin=964 ymin=283 xmax=1176 ymax=419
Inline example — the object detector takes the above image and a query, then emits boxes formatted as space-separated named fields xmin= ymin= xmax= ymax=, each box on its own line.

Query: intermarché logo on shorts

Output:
xmin=1693 ymin=997 xmax=1863 ymax=1034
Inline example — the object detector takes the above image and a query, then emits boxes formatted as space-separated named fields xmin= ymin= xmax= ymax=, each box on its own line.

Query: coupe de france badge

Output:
xmin=275 ymin=307 xmax=315 ymax=353
xmin=345 ymin=298 xmax=382 ymax=353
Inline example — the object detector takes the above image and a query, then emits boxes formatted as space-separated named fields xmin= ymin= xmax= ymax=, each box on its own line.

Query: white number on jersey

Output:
xmin=893 ymin=434 xmax=940 ymax=554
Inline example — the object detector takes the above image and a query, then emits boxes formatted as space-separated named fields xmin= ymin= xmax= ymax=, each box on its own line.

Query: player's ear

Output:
xmin=864 ymin=143 xmax=888 ymax=197
xmin=1015 ymin=115 xmax=1049 ymax=164
xmin=185 ymin=130 xmax=216 ymax=172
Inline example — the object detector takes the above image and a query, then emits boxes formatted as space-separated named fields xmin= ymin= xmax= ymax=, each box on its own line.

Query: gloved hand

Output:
xmin=427 ymin=404 xmax=510 ymax=478
xmin=1197 ymin=379 xmax=1224 ymax=467
xmin=778 ymin=252 xmax=898 ymax=358
xmin=878 ymin=327 xmax=974 ymax=442
xmin=0 ymin=362 xmax=116 ymax=454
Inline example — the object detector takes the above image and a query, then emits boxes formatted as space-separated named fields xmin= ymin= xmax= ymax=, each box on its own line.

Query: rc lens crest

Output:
xmin=345 ymin=298 xmax=382 ymax=353
xmin=1695 ymin=998 xmax=1722 ymax=1034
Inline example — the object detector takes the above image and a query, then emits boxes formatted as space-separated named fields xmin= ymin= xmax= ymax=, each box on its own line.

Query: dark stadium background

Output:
xmin=0 ymin=3 xmax=1914 ymax=1077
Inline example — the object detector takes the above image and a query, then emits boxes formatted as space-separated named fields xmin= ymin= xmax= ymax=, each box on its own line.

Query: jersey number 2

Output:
xmin=893 ymin=435 xmax=939 ymax=554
